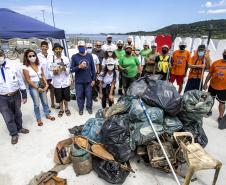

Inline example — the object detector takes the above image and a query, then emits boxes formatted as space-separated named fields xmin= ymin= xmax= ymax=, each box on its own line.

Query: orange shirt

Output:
xmin=210 ymin=59 xmax=226 ymax=90
xmin=188 ymin=55 xmax=211 ymax=79
xmin=171 ymin=50 xmax=190 ymax=76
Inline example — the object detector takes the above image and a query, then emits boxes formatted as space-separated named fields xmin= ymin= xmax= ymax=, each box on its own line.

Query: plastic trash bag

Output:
xmin=95 ymin=108 xmax=106 ymax=119
xmin=100 ymin=115 xmax=131 ymax=162
xmin=81 ymin=118 xmax=104 ymax=142
xmin=68 ymin=125 xmax=84 ymax=136
xmin=92 ymin=157 xmax=129 ymax=184
xmin=164 ymin=116 xmax=183 ymax=134
xmin=127 ymin=77 xmax=148 ymax=97
xmin=142 ymin=80 xmax=182 ymax=116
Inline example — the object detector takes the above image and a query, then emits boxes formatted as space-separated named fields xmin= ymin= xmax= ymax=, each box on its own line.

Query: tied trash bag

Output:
xmin=164 ymin=116 xmax=183 ymax=134
xmin=81 ymin=118 xmax=104 ymax=142
xmin=100 ymin=115 xmax=131 ymax=162
xmin=95 ymin=108 xmax=108 ymax=119
xmin=142 ymin=80 xmax=182 ymax=116
xmin=127 ymin=77 xmax=147 ymax=96
xmin=92 ymin=157 xmax=129 ymax=184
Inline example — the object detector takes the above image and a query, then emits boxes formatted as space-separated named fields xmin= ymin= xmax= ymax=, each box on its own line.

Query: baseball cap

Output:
xmin=78 ymin=40 xmax=86 ymax=47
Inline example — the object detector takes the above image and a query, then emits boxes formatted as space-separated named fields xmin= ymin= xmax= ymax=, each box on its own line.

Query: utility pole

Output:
xmin=50 ymin=0 xmax=56 ymax=27
xmin=41 ymin=10 xmax=45 ymax=23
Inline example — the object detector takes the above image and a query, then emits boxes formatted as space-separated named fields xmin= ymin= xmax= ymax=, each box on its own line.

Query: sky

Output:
xmin=0 ymin=0 xmax=226 ymax=34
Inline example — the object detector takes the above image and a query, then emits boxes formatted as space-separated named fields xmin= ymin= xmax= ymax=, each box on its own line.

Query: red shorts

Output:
xmin=170 ymin=74 xmax=184 ymax=85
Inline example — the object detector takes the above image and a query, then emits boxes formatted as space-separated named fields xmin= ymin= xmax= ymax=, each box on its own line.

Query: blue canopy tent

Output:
xmin=0 ymin=8 xmax=69 ymax=57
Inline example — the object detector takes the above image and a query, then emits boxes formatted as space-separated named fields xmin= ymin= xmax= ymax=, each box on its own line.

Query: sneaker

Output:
xmin=87 ymin=109 xmax=93 ymax=114
xmin=19 ymin=128 xmax=29 ymax=134
xmin=79 ymin=111 xmax=83 ymax=115
xmin=11 ymin=135 xmax=19 ymax=145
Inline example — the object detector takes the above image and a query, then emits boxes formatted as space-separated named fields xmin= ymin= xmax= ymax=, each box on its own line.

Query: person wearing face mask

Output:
xmin=170 ymin=41 xmax=190 ymax=94
xmin=50 ymin=43 xmax=71 ymax=118
xmin=71 ymin=40 xmax=96 ymax=115
xmin=101 ymin=46 xmax=119 ymax=70
xmin=23 ymin=49 xmax=55 ymax=127
xmin=144 ymin=42 xmax=159 ymax=75
xmin=98 ymin=58 xmax=117 ymax=108
xmin=92 ymin=41 xmax=105 ymax=69
xmin=184 ymin=44 xmax=211 ymax=92
xmin=140 ymin=41 xmax=152 ymax=58
xmin=203 ymin=49 xmax=226 ymax=127
xmin=118 ymin=45 xmax=141 ymax=94
xmin=86 ymin=43 xmax=100 ymax=102
xmin=155 ymin=45 xmax=170 ymax=80
xmin=0 ymin=49 xmax=29 ymax=144
xmin=115 ymin=40 xmax=125 ymax=95
xmin=101 ymin=35 xmax=117 ymax=52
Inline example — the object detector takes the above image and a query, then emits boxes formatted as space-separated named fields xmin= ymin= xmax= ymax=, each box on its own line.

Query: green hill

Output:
xmin=126 ymin=19 xmax=226 ymax=39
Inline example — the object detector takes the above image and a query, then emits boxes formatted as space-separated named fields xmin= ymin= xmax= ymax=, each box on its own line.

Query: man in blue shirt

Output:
xmin=70 ymin=41 xmax=96 ymax=115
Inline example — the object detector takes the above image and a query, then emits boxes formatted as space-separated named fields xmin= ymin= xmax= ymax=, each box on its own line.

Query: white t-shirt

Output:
xmin=98 ymin=72 xmax=116 ymax=88
xmin=101 ymin=58 xmax=119 ymax=66
xmin=24 ymin=65 xmax=42 ymax=82
xmin=101 ymin=43 xmax=117 ymax=51
xmin=92 ymin=53 xmax=100 ymax=72
xmin=37 ymin=52 xmax=53 ymax=80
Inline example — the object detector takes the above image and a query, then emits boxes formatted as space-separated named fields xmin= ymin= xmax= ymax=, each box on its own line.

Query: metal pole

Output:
xmin=139 ymin=99 xmax=181 ymax=185
xmin=50 ymin=0 xmax=56 ymax=27
xmin=41 ymin=10 xmax=45 ymax=23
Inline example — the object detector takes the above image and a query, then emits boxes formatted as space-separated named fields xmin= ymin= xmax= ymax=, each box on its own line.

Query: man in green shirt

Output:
xmin=118 ymin=45 xmax=141 ymax=94
xmin=115 ymin=40 xmax=126 ymax=95
xmin=140 ymin=40 xmax=152 ymax=58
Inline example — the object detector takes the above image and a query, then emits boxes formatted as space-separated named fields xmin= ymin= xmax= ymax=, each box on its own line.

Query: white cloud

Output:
xmin=198 ymin=10 xmax=206 ymax=14
xmin=204 ymin=0 xmax=226 ymax=8
xmin=207 ymin=8 xmax=226 ymax=13
xmin=205 ymin=1 xmax=213 ymax=8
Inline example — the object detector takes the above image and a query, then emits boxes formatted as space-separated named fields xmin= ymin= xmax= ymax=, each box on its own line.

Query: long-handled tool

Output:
xmin=199 ymin=24 xmax=213 ymax=90
xmin=166 ymin=26 xmax=178 ymax=81
xmin=139 ymin=99 xmax=181 ymax=185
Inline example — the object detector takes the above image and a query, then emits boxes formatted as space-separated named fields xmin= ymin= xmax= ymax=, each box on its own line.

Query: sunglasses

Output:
xmin=28 ymin=55 xmax=36 ymax=58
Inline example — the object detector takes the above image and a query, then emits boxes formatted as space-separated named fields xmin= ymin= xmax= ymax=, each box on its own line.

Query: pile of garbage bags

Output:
xmin=67 ymin=75 xmax=214 ymax=184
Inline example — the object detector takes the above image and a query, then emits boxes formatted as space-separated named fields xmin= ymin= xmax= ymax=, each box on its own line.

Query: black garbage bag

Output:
xmin=92 ymin=157 xmax=129 ymax=184
xmin=68 ymin=125 xmax=84 ymax=135
xmin=95 ymin=108 xmax=105 ymax=119
xmin=100 ymin=115 xmax=131 ymax=162
xmin=145 ymin=74 xmax=163 ymax=81
xmin=127 ymin=77 xmax=148 ymax=97
xmin=142 ymin=80 xmax=182 ymax=116
xmin=164 ymin=116 xmax=183 ymax=134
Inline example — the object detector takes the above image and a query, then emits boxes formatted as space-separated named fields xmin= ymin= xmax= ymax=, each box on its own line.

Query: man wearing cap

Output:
xmin=71 ymin=41 xmax=96 ymax=115
xmin=50 ymin=43 xmax=71 ymax=118
xmin=126 ymin=36 xmax=135 ymax=51
xmin=92 ymin=41 xmax=105 ymax=68
xmin=203 ymin=49 xmax=226 ymax=127
xmin=184 ymin=44 xmax=211 ymax=92
xmin=140 ymin=41 xmax=152 ymax=58
xmin=170 ymin=41 xmax=190 ymax=94
xmin=144 ymin=42 xmax=159 ymax=75
xmin=0 ymin=49 xmax=29 ymax=144
xmin=155 ymin=45 xmax=170 ymax=80
xmin=118 ymin=45 xmax=141 ymax=94
xmin=102 ymin=35 xmax=117 ymax=52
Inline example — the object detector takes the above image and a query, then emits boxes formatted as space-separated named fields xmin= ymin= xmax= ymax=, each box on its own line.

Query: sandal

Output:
xmin=37 ymin=120 xmax=43 ymax=126
xmin=58 ymin=111 xmax=64 ymax=118
xmin=46 ymin=115 xmax=55 ymax=121
xmin=65 ymin=109 xmax=71 ymax=116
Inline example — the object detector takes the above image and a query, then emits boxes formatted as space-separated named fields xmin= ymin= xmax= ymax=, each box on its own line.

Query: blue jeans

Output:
xmin=29 ymin=82 xmax=49 ymax=121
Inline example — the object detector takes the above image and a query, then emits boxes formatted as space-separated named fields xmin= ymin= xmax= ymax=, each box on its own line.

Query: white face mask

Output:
xmin=135 ymin=51 xmax=140 ymax=55
xmin=107 ymin=65 xmax=114 ymax=71
xmin=108 ymin=52 xmax=113 ymax=56
xmin=87 ymin=48 xmax=92 ymax=54
xmin=29 ymin=56 xmax=37 ymax=63
xmin=0 ymin=57 xmax=5 ymax=65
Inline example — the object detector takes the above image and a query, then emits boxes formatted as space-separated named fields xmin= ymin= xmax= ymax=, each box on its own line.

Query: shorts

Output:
xmin=54 ymin=86 xmax=70 ymax=103
xmin=184 ymin=78 xmax=202 ymax=92
xmin=170 ymin=74 xmax=184 ymax=85
xmin=208 ymin=86 xmax=226 ymax=104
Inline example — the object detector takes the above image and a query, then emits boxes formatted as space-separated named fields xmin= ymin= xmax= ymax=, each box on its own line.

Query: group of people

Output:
xmin=1 ymin=35 xmax=226 ymax=144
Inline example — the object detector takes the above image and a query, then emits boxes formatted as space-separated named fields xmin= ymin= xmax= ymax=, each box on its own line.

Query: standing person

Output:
xmin=126 ymin=36 xmax=135 ymax=51
xmin=0 ymin=49 xmax=29 ymax=144
xmin=155 ymin=45 xmax=170 ymax=80
xmin=70 ymin=40 xmax=96 ymax=115
xmin=133 ymin=47 xmax=145 ymax=74
xmin=86 ymin=43 xmax=100 ymax=101
xmin=50 ymin=43 xmax=71 ymax=118
xmin=99 ymin=58 xmax=117 ymax=108
xmin=92 ymin=41 xmax=105 ymax=69
xmin=23 ymin=49 xmax=55 ymax=126
xmin=101 ymin=35 xmax=117 ymax=51
xmin=118 ymin=45 xmax=141 ymax=94
xmin=140 ymin=41 xmax=152 ymax=58
xmin=37 ymin=41 xmax=59 ymax=110
xmin=203 ymin=49 xmax=226 ymax=126
xmin=101 ymin=47 xmax=118 ymax=70
xmin=115 ymin=40 xmax=125 ymax=95
xmin=144 ymin=42 xmax=159 ymax=75
xmin=170 ymin=41 xmax=190 ymax=94
xmin=184 ymin=44 xmax=211 ymax=92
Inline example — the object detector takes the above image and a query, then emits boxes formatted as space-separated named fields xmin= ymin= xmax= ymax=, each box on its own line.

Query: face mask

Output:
xmin=108 ymin=52 xmax=113 ymax=56
xmin=107 ymin=40 xmax=112 ymax=44
xmin=0 ymin=57 xmax=4 ymax=65
xmin=198 ymin=51 xmax=204 ymax=57
xmin=55 ymin=51 xmax=62 ymax=56
xmin=126 ymin=51 xmax=131 ymax=55
xmin=78 ymin=47 xmax=85 ymax=54
xmin=107 ymin=65 xmax=114 ymax=71
xmin=29 ymin=56 xmax=37 ymax=63
xmin=118 ymin=46 xmax=123 ymax=49
xmin=128 ymin=41 xmax=132 ymax=45
xmin=223 ymin=54 xmax=226 ymax=60
xmin=179 ymin=45 xmax=186 ymax=51
xmin=87 ymin=48 xmax=92 ymax=54
xmin=162 ymin=49 xmax=168 ymax=54
xmin=135 ymin=51 xmax=140 ymax=55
